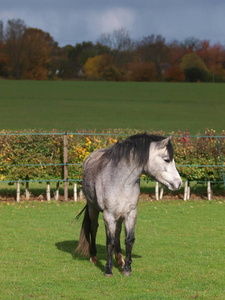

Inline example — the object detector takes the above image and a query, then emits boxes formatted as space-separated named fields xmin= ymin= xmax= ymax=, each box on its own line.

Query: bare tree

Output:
xmin=4 ymin=19 xmax=27 ymax=78
xmin=5 ymin=19 xmax=26 ymax=41
xmin=0 ymin=21 xmax=3 ymax=42
xmin=137 ymin=34 xmax=170 ymax=79
xmin=181 ymin=37 xmax=201 ymax=51
xmin=98 ymin=28 xmax=133 ymax=52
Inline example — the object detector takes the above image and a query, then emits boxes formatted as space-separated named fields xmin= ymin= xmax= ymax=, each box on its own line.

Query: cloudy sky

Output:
xmin=1 ymin=0 xmax=225 ymax=46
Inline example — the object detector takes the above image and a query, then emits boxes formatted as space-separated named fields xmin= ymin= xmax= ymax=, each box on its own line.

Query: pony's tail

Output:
xmin=75 ymin=204 xmax=91 ymax=257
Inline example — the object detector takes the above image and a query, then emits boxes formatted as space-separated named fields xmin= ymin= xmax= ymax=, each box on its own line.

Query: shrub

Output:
xmin=184 ymin=68 xmax=210 ymax=82
xmin=163 ymin=65 xmax=185 ymax=82
xmin=0 ymin=129 xmax=224 ymax=184
xmin=126 ymin=62 xmax=157 ymax=81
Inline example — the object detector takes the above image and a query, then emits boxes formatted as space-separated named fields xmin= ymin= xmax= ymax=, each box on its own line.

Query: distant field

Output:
xmin=1 ymin=80 xmax=225 ymax=134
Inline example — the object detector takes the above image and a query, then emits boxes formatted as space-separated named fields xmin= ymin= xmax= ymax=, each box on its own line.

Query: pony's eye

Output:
xmin=164 ymin=159 xmax=170 ymax=163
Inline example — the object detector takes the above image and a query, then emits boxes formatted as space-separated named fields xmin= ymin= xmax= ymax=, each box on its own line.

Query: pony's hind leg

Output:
xmin=123 ymin=208 xmax=137 ymax=276
xmin=115 ymin=219 xmax=125 ymax=268
xmin=103 ymin=211 xmax=116 ymax=277
xmin=88 ymin=205 xmax=99 ymax=264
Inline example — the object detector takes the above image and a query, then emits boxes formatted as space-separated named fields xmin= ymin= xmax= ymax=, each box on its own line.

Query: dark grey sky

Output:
xmin=1 ymin=0 xmax=224 ymax=46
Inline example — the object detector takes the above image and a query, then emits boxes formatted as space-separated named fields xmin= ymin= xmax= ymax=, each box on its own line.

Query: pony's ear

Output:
xmin=158 ymin=136 xmax=172 ymax=149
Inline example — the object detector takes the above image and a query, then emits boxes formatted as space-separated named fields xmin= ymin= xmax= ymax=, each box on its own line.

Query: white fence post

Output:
xmin=184 ymin=180 xmax=188 ymax=201
xmin=187 ymin=182 xmax=190 ymax=200
xmin=79 ymin=187 xmax=83 ymax=200
xmin=16 ymin=181 xmax=20 ymax=202
xmin=25 ymin=181 xmax=30 ymax=200
xmin=55 ymin=182 xmax=59 ymax=200
xmin=159 ymin=184 xmax=164 ymax=200
xmin=74 ymin=183 xmax=77 ymax=202
xmin=155 ymin=182 xmax=159 ymax=200
xmin=207 ymin=181 xmax=212 ymax=200
xmin=47 ymin=182 xmax=51 ymax=201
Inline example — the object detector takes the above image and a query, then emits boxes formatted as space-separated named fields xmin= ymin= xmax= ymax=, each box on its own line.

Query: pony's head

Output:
xmin=102 ymin=133 xmax=182 ymax=191
xmin=145 ymin=136 xmax=182 ymax=191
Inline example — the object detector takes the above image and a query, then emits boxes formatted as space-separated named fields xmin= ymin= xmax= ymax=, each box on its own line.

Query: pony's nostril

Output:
xmin=172 ymin=180 xmax=182 ymax=190
xmin=177 ymin=180 xmax=182 ymax=190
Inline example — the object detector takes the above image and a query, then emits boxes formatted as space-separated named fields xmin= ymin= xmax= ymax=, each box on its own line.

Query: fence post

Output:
xmin=159 ymin=184 xmax=164 ymax=200
xmin=16 ymin=181 xmax=20 ymax=202
xmin=187 ymin=182 xmax=190 ymax=200
xmin=79 ymin=188 xmax=83 ymax=200
xmin=47 ymin=182 xmax=51 ymax=201
xmin=155 ymin=182 xmax=159 ymax=200
xmin=184 ymin=180 xmax=188 ymax=201
xmin=64 ymin=132 xmax=68 ymax=201
xmin=207 ymin=181 xmax=212 ymax=200
xmin=55 ymin=182 xmax=59 ymax=200
xmin=25 ymin=181 xmax=30 ymax=200
xmin=74 ymin=183 xmax=77 ymax=202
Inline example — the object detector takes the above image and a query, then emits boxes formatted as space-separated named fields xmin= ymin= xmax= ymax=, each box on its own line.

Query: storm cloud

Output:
xmin=1 ymin=0 xmax=224 ymax=46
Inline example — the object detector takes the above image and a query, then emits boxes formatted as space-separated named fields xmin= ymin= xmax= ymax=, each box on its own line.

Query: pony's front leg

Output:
xmin=123 ymin=208 xmax=137 ymax=276
xmin=103 ymin=211 xmax=116 ymax=277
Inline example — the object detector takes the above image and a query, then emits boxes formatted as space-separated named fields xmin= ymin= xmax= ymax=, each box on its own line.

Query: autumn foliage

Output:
xmin=126 ymin=62 xmax=157 ymax=81
xmin=0 ymin=20 xmax=57 ymax=79
xmin=0 ymin=19 xmax=225 ymax=82
xmin=0 ymin=129 xmax=225 ymax=184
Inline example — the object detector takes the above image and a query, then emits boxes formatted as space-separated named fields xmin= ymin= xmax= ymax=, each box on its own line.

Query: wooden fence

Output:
xmin=0 ymin=132 xmax=224 ymax=201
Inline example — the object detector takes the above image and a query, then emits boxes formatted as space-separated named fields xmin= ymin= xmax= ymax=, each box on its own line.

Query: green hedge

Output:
xmin=174 ymin=129 xmax=225 ymax=183
xmin=0 ymin=129 xmax=224 ymax=184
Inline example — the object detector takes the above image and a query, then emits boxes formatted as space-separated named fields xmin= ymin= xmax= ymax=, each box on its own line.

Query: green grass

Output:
xmin=1 ymin=200 xmax=225 ymax=299
xmin=1 ymin=80 xmax=225 ymax=134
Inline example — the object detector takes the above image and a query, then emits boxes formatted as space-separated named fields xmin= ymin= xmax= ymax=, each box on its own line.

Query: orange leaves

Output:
xmin=2 ymin=22 xmax=57 ymax=80
xmin=163 ymin=65 xmax=185 ymax=82
xmin=126 ymin=61 xmax=157 ymax=81
xmin=21 ymin=28 xmax=54 ymax=80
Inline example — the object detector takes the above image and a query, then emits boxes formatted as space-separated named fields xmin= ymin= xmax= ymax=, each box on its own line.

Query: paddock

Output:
xmin=1 ymin=200 xmax=224 ymax=298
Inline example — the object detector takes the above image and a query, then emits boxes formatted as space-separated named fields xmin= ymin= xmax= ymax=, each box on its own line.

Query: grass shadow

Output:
xmin=55 ymin=240 xmax=142 ymax=274
xmin=55 ymin=240 xmax=106 ymax=273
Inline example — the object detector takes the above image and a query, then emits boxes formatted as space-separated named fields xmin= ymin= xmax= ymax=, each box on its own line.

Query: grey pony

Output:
xmin=75 ymin=133 xmax=182 ymax=276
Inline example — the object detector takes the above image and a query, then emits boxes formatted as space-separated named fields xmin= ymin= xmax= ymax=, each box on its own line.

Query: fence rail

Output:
xmin=0 ymin=132 xmax=225 ymax=200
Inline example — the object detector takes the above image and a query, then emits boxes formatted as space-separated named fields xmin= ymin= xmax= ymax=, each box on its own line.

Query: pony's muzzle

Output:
xmin=171 ymin=178 xmax=182 ymax=190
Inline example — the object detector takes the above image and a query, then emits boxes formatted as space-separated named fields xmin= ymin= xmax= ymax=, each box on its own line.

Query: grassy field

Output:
xmin=1 ymin=81 xmax=225 ymax=299
xmin=1 ymin=200 xmax=225 ymax=299
xmin=1 ymin=80 xmax=225 ymax=134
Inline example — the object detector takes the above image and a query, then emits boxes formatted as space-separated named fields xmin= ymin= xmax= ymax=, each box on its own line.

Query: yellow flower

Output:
xmin=85 ymin=137 xmax=92 ymax=145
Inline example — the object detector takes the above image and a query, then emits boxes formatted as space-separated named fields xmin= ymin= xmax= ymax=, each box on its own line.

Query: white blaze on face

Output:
xmin=148 ymin=137 xmax=182 ymax=191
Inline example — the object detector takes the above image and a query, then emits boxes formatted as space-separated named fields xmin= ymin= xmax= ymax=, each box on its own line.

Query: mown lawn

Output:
xmin=1 ymin=80 xmax=225 ymax=134
xmin=1 ymin=199 xmax=225 ymax=299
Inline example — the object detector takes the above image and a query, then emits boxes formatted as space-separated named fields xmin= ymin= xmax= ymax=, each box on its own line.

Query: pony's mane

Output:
xmin=102 ymin=133 xmax=174 ymax=167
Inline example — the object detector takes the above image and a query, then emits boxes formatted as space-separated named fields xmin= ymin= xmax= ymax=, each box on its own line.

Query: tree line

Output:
xmin=0 ymin=19 xmax=225 ymax=82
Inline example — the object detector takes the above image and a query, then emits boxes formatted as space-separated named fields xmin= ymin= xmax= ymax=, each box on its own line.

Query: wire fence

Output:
xmin=0 ymin=131 xmax=224 ymax=200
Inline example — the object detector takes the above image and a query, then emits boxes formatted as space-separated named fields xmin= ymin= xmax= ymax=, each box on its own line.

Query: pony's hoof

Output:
xmin=104 ymin=272 xmax=113 ymax=277
xmin=90 ymin=256 xmax=98 ymax=264
xmin=122 ymin=270 xmax=132 ymax=276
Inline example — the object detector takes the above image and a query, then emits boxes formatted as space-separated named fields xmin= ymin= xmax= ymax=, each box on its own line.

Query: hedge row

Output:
xmin=0 ymin=129 xmax=224 ymax=184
